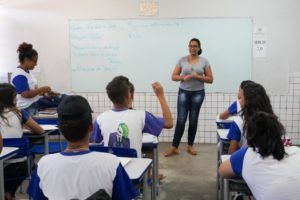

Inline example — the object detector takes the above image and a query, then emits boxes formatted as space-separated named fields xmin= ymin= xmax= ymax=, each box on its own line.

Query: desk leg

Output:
xmin=151 ymin=147 xmax=158 ymax=200
xmin=143 ymin=168 xmax=150 ymax=200
xmin=44 ymin=133 xmax=49 ymax=154
xmin=0 ymin=160 xmax=4 ymax=200
xmin=223 ymin=179 xmax=229 ymax=200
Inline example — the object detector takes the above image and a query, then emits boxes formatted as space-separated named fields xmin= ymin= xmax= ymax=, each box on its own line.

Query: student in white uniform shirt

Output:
xmin=219 ymin=80 xmax=254 ymax=120
xmin=28 ymin=95 xmax=138 ymax=200
xmin=227 ymin=82 xmax=274 ymax=154
xmin=0 ymin=83 xmax=43 ymax=200
xmin=90 ymin=75 xmax=173 ymax=158
xmin=12 ymin=42 xmax=64 ymax=116
xmin=219 ymin=111 xmax=300 ymax=200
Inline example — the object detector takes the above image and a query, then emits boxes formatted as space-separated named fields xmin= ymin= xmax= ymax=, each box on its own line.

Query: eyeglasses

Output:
xmin=188 ymin=45 xmax=199 ymax=48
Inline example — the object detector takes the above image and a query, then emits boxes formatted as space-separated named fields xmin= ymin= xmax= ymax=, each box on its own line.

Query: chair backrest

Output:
xmin=3 ymin=137 xmax=30 ymax=158
xmin=89 ymin=145 xmax=138 ymax=158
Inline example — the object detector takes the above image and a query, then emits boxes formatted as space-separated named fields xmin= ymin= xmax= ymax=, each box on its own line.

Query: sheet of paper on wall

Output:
xmin=139 ymin=0 xmax=159 ymax=16
xmin=253 ymin=27 xmax=267 ymax=58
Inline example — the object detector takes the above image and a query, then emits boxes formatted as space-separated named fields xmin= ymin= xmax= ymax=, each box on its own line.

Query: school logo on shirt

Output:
xmin=108 ymin=123 xmax=130 ymax=148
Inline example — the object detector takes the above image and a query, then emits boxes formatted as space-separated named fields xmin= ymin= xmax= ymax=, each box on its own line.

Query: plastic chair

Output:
xmin=89 ymin=145 xmax=138 ymax=158
xmin=29 ymin=141 xmax=67 ymax=154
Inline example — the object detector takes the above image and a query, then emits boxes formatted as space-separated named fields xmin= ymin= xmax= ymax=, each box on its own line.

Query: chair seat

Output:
xmin=30 ymin=142 xmax=67 ymax=154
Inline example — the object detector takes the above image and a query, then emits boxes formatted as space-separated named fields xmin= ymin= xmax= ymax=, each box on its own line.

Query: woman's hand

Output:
xmin=182 ymin=74 xmax=193 ymax=81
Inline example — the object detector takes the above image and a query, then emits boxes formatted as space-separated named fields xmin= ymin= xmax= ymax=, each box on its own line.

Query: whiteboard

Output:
xmin=69 ymin=18 xmax=252 ymax=92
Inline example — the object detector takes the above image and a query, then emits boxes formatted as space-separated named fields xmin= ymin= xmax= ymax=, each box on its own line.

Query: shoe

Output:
xmin=187 ymin=145 xmax=197 ymax=155
xmin=164 ymin=147 xmax=179 ymax=157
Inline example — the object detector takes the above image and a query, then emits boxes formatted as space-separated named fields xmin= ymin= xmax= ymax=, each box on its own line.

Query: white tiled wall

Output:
xmin=76 ymin=72 xmax=300 ymax=145
xmin=1 ymin=72 xmax=299 ymax=145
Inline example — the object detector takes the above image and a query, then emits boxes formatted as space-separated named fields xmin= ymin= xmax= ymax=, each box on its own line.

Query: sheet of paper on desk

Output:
xmin=40 ymin=125 xmax=58 ymax=130
xmin=119 ymin=157 xmax=132 ymax=166
xmin=39 ymin=110 xmax=57 ymax=115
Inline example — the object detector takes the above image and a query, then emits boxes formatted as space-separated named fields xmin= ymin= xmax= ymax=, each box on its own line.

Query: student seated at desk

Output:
xmin=28 ymin=95 xmax=138 ymax=200
xmin=90 ymin=76 xmax=173 ymax=157
xmin=219 ymin=111 xmax=300 ymax=200
xmin=227 ymin=82 xmax=274 ymax=154
xmin=11 ymin=42 xmax=65 ymax=116
xmin=0 ymin=83 xmax=43 ymax=200
xmin=219 ymin=80 xmax=253 ymax=120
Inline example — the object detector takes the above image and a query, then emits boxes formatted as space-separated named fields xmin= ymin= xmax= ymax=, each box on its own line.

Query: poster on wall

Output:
xmin=253 ymin=27 xmax=267 ymax=58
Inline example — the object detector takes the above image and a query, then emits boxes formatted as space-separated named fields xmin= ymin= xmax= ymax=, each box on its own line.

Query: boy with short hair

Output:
xmin=90 ymin=76 xmax=173 ymax=157
xmin=28 ymin=95 xmax=138 ymax=200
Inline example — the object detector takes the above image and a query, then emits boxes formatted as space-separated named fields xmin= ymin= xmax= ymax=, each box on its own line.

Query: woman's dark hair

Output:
xmin=189 ymin=38 xmax=202 ymax=55
xmin=241 ymin=82 xmax=274 ymax=134
xmin=247 ymin=111 xmax=286 ymax=160
xmin=17 ymin=42 xmax=38 ymax=63
xmin=240 ymin=80 xmax=254 ymax=90
xmin=106 ymin=75 xmax=130 ymax=105
xmin=0 ymin=83 xmax=21 ymax=124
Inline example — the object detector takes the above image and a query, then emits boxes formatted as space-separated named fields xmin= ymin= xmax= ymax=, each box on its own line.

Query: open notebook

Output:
xmin=118 ymin=157 xmax=132 ymax=167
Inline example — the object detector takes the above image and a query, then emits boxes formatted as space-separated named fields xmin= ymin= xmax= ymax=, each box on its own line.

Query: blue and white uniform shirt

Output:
xmin=227 ymin=100 xmax=241 ymax=116
xmin=27 ymin=151 xmax=138 ymax=200
xmin=91 ymin=109 xmax=164 ymax=157
xmin=0 ymin=109 xmax=30 ymax=138
xmin=12 ymin=67 xmax=40 ymax=109
xmin=230 ymin=146 xmax=300 ymax=200
xmin=227 ymin=115 xmax=247 ymax=148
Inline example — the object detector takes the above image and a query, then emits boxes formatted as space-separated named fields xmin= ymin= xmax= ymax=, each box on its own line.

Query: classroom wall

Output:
xmin=0 ymin=0 xmax=299 ymax=144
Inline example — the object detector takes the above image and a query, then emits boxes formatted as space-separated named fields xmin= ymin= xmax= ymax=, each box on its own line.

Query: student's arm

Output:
xmin=27 ymin=167 xmax=47 ymax=200
xmin=219 ymin=148 xmax=247 ymax=179
xmin=191 ymin=66 xmax=213 ymax=83
xmin=112 ymin=164 xmax=139 ymax=200
xmin=219 ymin=159 xmax=236 ymax=179
xmin=21 ymin=109 xmax=44 ymax=135
xmin=152 ymin=82 xmax=173 ymax=128
xmin=227 ymin=121 xmax=242 ymax=154
xmin=228 ymin=140 xmax=240 ymax=154
xmin=219 ymin=110 xmax=230 ymax=120
xmin=90 ymin=120 xmax=103 ymax=143
xmin=0 ymin=133 xmax=3 ymax=153
xmin=219 ymin=101 xmax=238 ymax=120
xmin=12 ymin=74 xmax=51 ymax=98
xmin=21 ymin=86 xmax=51 ymax=98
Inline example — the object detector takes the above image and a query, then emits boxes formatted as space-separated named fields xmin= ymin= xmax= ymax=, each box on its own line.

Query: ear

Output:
xmin=88 ymin=120 xmax=93 ymax=133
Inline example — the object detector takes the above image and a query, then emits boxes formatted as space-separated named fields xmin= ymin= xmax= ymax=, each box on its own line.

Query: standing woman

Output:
xmin=165 ymin=38 xmax=213 ymax=156
xmin=12 ymin=42 xmax=63 ymax=116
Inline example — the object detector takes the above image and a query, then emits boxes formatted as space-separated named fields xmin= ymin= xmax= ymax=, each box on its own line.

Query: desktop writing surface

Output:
xmin=69 ymin=18 xmax=252 ymax=92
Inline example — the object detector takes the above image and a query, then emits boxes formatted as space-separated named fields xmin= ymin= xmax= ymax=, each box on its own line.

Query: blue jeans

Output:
xmin=23 ymin=94 xmax=67 ymax=116
xmin=172 ymin=88 xmax=205 ymax=147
